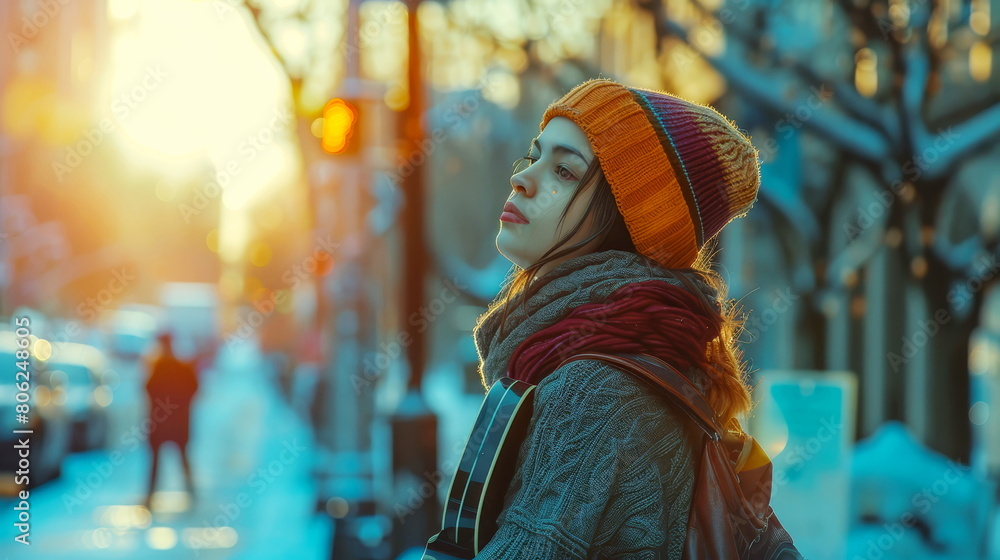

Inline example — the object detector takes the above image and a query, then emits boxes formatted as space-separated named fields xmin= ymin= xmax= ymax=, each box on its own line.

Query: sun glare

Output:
xmin=103 ymin=0 xmax=300 ymax=256
xmin=106 ymin=0 xmax=289 ymax=161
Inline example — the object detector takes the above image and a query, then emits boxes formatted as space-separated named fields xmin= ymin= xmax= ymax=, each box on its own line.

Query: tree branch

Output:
xmin=662 ymin=19 xmax=890 ymax=162
xmin=925 ymin=100 xmax=1000 ymax=181
xmin=686 ymin=0 xmax=897 ymax=142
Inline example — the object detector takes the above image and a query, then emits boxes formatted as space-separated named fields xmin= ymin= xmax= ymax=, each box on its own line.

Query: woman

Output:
xmin=469 ymin=78 xmax=760 ymax=559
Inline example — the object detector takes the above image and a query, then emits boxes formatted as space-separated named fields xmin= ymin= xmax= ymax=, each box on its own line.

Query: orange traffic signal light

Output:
xmin=321 ymin=98 xmax=360 ymax=155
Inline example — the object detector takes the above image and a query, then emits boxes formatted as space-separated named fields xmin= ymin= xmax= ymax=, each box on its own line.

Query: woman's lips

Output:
xmin=501 ymin=201 xmax=529 ymax=224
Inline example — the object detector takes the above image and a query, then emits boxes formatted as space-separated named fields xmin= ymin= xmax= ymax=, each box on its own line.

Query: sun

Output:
xmin=106 ymin=0 xmax=289 ymax=162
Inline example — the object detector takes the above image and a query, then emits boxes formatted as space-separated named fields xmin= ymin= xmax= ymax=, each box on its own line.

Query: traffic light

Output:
xmin=321 ymin=98 xmax=361 ymax=156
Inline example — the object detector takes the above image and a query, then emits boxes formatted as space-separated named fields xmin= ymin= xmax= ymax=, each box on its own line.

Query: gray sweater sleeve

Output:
xmin=470 ymin=359 xmax=699 ymax=560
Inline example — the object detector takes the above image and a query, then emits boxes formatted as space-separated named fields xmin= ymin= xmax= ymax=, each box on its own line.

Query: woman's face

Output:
xmin=496 ymin=116 xmax=599 ymax=275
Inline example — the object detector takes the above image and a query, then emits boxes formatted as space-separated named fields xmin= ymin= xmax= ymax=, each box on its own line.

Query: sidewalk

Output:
xmin=0 ymin=342 xmax=330 ymax=559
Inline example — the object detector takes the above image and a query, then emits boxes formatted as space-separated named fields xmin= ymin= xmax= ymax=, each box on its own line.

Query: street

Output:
xmin=0 ymin=343 xmax=331 ymax=559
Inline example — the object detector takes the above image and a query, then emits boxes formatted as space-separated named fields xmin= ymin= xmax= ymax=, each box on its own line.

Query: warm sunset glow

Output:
xmin=102 ymin=0 xmax=301 ymax=256
xmin=106 ymin=0 xmax=286 ymax=159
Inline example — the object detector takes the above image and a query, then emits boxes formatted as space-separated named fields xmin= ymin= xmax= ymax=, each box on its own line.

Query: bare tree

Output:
xmin=636 ymin=0 xmax=1000 ymax=459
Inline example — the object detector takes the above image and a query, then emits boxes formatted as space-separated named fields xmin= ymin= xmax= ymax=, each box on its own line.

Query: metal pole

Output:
xmin=390 ymin=0 xmax=439 ymax=555
xmin=401 ymin=0 xmax=428 ymax=389
xmin=323 ymin=2 xmax=389 ymax=558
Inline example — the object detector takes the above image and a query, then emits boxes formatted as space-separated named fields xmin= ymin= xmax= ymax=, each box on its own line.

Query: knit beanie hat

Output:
xmin=540 ymin=78 xmax=761 ymax=269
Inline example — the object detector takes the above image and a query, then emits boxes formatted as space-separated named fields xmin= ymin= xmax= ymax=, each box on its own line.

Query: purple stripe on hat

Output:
xmin=643 ymin=94 xmax=735 ymax=240
xmin=628 ymin=88 xmax=705 ymax=246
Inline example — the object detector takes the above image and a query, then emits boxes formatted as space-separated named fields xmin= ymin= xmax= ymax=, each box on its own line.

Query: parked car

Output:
xmin=0 ymin=331 xmax=73 ymax=492
xmin=37 ymin=342 xmax=112 ymax=452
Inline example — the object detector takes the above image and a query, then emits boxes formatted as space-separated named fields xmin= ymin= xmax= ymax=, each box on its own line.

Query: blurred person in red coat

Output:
xmin=143 ymin=331 xmax=199 ymax=510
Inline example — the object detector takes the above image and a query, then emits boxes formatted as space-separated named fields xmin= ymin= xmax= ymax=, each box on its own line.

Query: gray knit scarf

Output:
xmin=472 ymin=249 xmax=718 ymax=390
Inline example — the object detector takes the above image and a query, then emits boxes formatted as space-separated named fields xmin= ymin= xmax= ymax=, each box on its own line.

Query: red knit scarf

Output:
xmin=506 ymin=279 xmax=722 ymax=385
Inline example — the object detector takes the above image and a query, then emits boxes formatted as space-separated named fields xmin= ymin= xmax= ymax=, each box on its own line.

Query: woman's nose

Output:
xmin=510 ymin=170 xmax=535 ymax=197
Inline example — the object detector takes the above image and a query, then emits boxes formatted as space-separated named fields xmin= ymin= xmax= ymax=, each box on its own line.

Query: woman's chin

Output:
xmin=495 ymin=248 xmax=522 ymax=268
xmin=495 ymin=233 xmax=532 ymax=270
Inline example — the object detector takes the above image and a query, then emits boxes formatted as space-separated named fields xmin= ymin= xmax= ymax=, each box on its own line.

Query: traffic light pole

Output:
xmin=320 ymin=2 xmax=389 ymax=558
xmin=400 ymin=0 xmax=429 ymax=396
xmin=390 ymin=0 xmax=440 ymax=555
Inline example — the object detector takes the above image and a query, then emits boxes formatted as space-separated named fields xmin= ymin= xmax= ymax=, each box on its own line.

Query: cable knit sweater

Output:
xmin=465 ymin=249 xmax=715 ymax=560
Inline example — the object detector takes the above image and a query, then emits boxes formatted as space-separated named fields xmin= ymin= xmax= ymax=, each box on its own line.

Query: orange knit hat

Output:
xmin=540 ymin=78 xmax=761 ymax=269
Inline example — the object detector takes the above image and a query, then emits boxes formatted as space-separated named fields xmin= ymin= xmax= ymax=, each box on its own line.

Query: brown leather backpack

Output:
xmin=558 ymin=352 xmax=803 ymax=560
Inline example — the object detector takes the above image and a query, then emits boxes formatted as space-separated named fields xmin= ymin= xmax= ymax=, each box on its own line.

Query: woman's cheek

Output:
xmin=524 ymin=191 xmax=570 ymax=223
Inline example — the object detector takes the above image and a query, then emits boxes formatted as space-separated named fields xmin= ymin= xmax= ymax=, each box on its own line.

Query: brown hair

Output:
xmin=492 ymin=154 xmax=754 ymax=425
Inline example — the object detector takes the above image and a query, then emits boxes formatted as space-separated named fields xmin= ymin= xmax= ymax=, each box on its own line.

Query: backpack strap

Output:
xmin=556 ymin=352 xmax=724 ymax=441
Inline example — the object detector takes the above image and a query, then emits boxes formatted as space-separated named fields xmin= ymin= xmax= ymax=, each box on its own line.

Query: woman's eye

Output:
xmin=512 ymin=155 xmax=538 ymax=174
xmin=556 ymin=165 xmax=576 ymax=181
